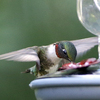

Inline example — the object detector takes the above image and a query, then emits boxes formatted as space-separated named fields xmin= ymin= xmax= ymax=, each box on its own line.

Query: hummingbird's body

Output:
xmin=33 ymin=45 xmax=60 ymax=76
xmin=0 ymin=37 xmax=98 ymax=77
xmin=27 ymin=44 xmax=65 ymax=77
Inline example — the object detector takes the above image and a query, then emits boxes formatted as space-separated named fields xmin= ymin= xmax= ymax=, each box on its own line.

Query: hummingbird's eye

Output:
xmin=62 ymin=49 xmax=67 ymax=55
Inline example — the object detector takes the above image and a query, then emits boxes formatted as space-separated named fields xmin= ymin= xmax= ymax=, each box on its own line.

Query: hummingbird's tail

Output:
xmin=21 ymin=69 xmax=31 ymax=73
xmin=21 ymin=65 xmax=38 ymax=76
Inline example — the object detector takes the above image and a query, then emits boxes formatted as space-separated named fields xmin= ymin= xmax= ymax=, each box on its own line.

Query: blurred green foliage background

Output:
xmin=0 ymin=0 xmax=97 ymax=100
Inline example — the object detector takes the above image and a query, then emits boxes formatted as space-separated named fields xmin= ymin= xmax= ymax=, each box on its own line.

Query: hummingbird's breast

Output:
xmin=37 ymin=44 xmax=61 ymax=77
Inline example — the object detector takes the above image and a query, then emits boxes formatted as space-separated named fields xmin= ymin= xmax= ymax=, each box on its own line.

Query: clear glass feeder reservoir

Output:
xmin=77 ymin=0 xmax=100 ymax=58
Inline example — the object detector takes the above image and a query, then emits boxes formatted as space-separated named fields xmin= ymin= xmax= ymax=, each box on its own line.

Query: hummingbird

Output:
xmin=0 ymin=37 xmax=98 ymax=77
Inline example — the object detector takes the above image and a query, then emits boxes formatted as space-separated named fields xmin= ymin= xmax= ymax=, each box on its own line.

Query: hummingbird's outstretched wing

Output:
xmin=0 ymin=46 xmax=41 ymax=69
xmin=71 ymin=37 xmax=98 ymax=58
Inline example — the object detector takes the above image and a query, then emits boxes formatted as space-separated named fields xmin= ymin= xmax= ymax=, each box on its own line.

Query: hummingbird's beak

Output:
xmin=67 ymin=58 xmax=72 ymax=62
xmin=67 ymin=58 xmax=75 ymax=64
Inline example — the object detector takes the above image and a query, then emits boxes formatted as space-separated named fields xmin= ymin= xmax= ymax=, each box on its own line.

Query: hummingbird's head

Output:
xmin=55 ymin=41 xmax=77 ymax=62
